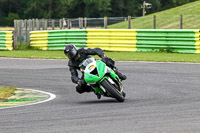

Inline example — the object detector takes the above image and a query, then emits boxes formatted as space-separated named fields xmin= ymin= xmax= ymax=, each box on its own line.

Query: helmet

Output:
xmin=64 ymin=44 xmax=77 ymax=59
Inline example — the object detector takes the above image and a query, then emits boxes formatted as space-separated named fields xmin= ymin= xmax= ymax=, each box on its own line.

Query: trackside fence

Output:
xmin=0 ymin=31 xmax=13 ymax=50
xmin=30 ymin=29 xmax=200 ymax=53
xmin=12 ymin=15 xmax=200 ymax=48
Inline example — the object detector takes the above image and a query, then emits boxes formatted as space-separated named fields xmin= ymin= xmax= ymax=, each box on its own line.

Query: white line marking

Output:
xmin=0 ymin=88 xmax=56 ymax=110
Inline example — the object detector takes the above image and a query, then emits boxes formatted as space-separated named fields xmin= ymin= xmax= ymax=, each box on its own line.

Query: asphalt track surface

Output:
xmin=0 ymin=58 xmax=200 ymax=133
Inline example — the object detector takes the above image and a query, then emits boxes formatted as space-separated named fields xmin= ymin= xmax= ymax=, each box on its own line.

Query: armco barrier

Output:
xmin=0 ymin=31 xmax=13 ymax=50
xmin=30 ymin=29 xmax=200 ymax=53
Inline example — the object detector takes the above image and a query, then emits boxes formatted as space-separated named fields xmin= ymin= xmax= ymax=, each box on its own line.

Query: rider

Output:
xmin=64 ymin=44 xmax=126 ymax=97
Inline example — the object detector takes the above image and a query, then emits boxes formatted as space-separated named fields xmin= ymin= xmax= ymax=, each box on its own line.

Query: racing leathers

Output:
xmin=68 ymin=47 xmax=126 ymax=94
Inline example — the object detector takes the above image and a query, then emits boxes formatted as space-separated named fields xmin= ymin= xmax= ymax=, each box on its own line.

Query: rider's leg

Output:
xmin=76 ymin=84 xmax=101 ymax=99
xmin=113 ymin=67 xmax=127 ymax=80
xmin=101 ymin=57 xmax=126 ymax=80
xmin=76 ymin=84 xmax=92 ymax=94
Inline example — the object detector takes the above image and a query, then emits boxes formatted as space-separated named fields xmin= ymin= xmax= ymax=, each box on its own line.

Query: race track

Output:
xmin=0 ymin=58 xmax=200 ymax=133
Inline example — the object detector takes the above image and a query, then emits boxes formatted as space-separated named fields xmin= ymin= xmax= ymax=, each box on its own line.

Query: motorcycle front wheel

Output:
xmin=101 ymin=79 xmax=125 ymax=102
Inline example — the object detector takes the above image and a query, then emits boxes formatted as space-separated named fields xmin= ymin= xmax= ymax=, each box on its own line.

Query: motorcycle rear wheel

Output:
xmin=101 ymin=79 xmax=125 ymax=102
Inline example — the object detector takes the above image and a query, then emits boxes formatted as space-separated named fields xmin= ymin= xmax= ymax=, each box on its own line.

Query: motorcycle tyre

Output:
xmin=101 ymin=79 xmax=125 ymax=102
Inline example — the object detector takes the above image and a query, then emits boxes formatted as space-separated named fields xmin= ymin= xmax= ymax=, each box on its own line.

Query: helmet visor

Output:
xmin=66 ymin=48 xmax=77 ymax=59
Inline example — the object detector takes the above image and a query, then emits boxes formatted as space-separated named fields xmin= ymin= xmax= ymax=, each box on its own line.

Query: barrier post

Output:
xmin=180 ymin=15 xmax=183 ymax=29
xmin=79 ymin=17 xmax=83 ymax=29
xmin=52 ymin=19 xmax=55 ymax=30
xmin=41 ymin=19 xmax=45 ymax=30
xmin=44 ymin=19 xmax=47 ymax=30
xmin=104 ymin=17 xmax=108 ymax=29
xmin=18 ymin=20 xmax=22 ymax=45
xmin=128 ymin=16 xmax=131 ymax=29
xmin=27 ymin=19 xmax=32 ymax=44
xmin=32 ymin=19 xmax=35 ymax=31
xmin=24 ymin=19 xmax=28 ymax=44
xmin=60 ymin=19 xmax=63 ymax=29
xmin=39 ymin=19 xmax=41 ymax=30
xmin=84 ymin=17 xmax=87 ymax=29
xmin=13 ymin=20 xmax=18 ymax=50
xmin=153 ymin=15 xmax=156 ymax=29
xmin=68 ymin=19 xmax=71 ymax=29
xmin=36 ymin=19 xmax=40 ymax=30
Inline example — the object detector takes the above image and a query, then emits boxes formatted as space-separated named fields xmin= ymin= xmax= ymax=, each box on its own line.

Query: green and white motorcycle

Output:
xmin=79 ymin=57 xmax=126 ymax=102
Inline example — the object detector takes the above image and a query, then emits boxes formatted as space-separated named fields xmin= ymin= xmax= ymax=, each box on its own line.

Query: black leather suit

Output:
xmin=68 ymin=47 xmax=105 ymax=93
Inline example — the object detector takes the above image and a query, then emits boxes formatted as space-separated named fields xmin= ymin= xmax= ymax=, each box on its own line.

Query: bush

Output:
xmin=0 ymin=17 xmax=7 ymax=26
xmin=6 ymin=13 xmax=19 ymax=26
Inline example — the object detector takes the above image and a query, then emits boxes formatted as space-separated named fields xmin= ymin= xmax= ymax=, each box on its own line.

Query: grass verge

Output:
xmin=108 ymin=1 xmax=200 ymax=29
xmin=0 ymin=87 xmax=16 ymax=102
xmin=0 ymin=50 xmax=200 ymax=63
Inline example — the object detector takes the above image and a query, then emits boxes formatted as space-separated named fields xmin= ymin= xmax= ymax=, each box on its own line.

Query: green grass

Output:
xmin=108 ymin=1 xmax=200 ymax=29
xmin=0 ymin=50 xmax=65 ymax=59
xmin=0 ymin=87 xmax=16 ymax=101
xmin=1 ymin=50 xmax=200 ymax=63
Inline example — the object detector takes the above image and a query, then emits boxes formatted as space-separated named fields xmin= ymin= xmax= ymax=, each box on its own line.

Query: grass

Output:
xmin=0 ymin=50 xmax=65 ymax=59
xmin=105 ymin=52 xmax=200 ymax=63
xmin=1 ymin=50 xmax=200 ymax=63
xmin=108 ymin=1 xmax=200 ymax=29
xmin=0 ymin=87 xmax=16 ymax=101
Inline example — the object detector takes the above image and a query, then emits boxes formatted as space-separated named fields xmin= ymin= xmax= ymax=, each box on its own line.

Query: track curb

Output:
xmin=0 ymin=88 xmax=56 ymax=109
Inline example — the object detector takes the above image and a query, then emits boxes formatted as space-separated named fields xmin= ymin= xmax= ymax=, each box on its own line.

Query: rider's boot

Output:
xmin=96 ymin=93 xmax=101 ymax=99
xmin=114 ymin=68 xmax=126 ymax=80
xmin=76 ymin=85 xmax=92 ymax=94
xmin=92 ymin=90 xmax=101 ymax=99
xmin=85 ymin=85 xmax=93 ymax=92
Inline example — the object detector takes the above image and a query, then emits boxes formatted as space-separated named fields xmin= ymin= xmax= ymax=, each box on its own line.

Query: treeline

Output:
xmin=0 ymin=0 xmax=197 ymax=26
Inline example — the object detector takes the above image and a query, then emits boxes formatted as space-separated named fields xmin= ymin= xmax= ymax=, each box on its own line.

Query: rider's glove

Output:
xmin=77 ymin=79 xmax=85 ymax=86
xmin=101 ymin=54 xmax=108 ymax=58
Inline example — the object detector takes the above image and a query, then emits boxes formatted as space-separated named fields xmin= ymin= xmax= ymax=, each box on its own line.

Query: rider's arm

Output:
xmin=84 ymin=47 xmax=106 ymax=58
xmin=69 ymin=66 xmax=80 ymax=84
xmin=68 ymin=60 xmax=80 ymax=84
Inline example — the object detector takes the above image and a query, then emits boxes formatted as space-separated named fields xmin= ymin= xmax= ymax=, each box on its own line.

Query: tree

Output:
xmin=82 ymin=0 xmax=111 ymax=17
xmin=145 ymin=0 xmax=161 ymax=15
xmin=24 ymin=0 xmax=83 ymax=18
xmin=6 ymin=13 xmax=19 ymax=26
xmin=0 ymin=0 xmax=20 ymax=17
xmin=0 ymin=0 xmax=199 ymax=26
xmin=123 ymin=0 xmax=141 ymax=16
xmin=110 ymin=0 xmax=125 ymax=17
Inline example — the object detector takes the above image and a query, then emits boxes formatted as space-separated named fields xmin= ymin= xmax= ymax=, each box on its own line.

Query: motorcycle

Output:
xmin=79 ymin=57 xmax=126 ymax=102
